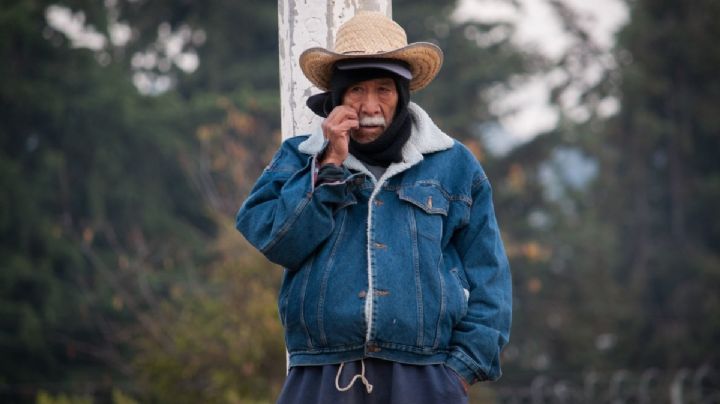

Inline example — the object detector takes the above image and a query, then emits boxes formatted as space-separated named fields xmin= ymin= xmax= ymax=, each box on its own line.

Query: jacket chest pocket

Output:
xmin=398 ymin=184 xmax=449 ymax=241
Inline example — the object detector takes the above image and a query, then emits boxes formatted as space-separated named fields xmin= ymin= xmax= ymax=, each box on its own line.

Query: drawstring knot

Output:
xmin=335 ymin=359 xmax=374 ymax=394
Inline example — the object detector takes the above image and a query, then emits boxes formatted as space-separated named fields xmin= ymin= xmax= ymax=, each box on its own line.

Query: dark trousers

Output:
xmin=277 ymin=358 xmax=469 ymax=404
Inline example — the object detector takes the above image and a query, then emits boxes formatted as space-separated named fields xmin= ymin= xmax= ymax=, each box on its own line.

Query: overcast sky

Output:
xmin=453 ymin=0 xmax=629 ymax=153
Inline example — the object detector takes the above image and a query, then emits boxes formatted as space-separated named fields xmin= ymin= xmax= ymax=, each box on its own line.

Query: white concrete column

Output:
xmin=278 ymin=0 xmax=392 ymax=140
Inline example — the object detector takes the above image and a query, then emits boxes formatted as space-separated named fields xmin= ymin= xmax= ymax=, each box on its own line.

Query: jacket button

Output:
xmin=366 ymin=343 xmax=381 ymax=353
xmin=373 ymin=199 xmax=384 ymax=206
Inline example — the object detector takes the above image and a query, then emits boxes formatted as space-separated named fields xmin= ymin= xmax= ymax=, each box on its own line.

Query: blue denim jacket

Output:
xmin=236 ymin=103 xmax=511 ymax=384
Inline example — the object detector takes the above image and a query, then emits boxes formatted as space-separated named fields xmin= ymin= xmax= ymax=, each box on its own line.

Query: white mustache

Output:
xmin=359 ymin=116 xmax=386 ymax=127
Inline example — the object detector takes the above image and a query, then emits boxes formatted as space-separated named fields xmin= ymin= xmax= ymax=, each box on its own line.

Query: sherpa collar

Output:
xmin=298 ymin=102 xmax=454 ymax=180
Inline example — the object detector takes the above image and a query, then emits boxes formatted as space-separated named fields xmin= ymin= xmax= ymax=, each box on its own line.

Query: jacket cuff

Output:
xmin=304 ymin=157 xmax=362 ymax=209
xmin=446 ymin=350 xmax=490 ymax=385
xmin=315 ymin=163 xmax=346 ymax=185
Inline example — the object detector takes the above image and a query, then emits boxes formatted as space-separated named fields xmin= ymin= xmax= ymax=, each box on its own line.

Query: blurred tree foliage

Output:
xmin=599 ymin=0 xmax=720 ymax=368
xmin=1 ymin=0 xmax=719 ymax=402
xmin=1 ymin=0 xmax=213 ymax=400
xmin=488 ymin=0 xmax=720 ymax=390
xmin=1 ymin=0 xmax=281 ymax=402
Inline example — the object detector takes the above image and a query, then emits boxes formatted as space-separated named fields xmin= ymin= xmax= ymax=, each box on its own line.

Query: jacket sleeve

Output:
xmin=235 ymin=139 xmax=357 ymax=269
xmin=445 ymin=172 xmax=512 ymax=384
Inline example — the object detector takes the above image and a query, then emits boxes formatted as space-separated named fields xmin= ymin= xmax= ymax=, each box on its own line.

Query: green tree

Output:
xmin=600 ymin=0 xmax=720 ymax=368
xmin=1 ymin=0 xmax=216 ymax=401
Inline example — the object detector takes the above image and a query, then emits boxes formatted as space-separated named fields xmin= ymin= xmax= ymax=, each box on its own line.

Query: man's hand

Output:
xmin=320 ymin=105 xmax=358 ymax=166
xmin=459 ymin=376 xmax=470 ymax=394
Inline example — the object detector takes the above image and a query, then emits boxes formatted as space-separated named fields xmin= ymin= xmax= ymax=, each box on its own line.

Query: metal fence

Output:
xmin=494 ymin=365 xmax=720 ymax=404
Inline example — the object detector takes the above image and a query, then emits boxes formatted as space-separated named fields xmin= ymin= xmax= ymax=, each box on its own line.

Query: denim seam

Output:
xmin=373 ymin=341 xmax=451 ymax=355
xmin=289 ymin=343 xmax=367 ymax=354
xmin=298 ymin=256 xmax=315 ymax=349
xmin=471 ymin=174 xmax=489 ymax=193
xmin=409 ymin=206 xmax=424 ymax=347
xmin=450 ymin=268 xmax=469 ymax=318
xmin=389 ymin=181 xmax=473 ymax=205
xmin=399 ymin=194 xmax=450 ymax=216
xmin=261 ymin=190 xmax=312 ymax=254
xmin=433 ymin=253 xmax=446 ymax=349
xmin=450 ymin=349 xmax=488 ymax=382
xmin=317 ymin=209 xmax=348 ymax=345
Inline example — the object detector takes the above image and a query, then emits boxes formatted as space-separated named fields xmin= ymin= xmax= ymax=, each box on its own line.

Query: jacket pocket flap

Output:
xmin=399 ymin=184 xmax=449 ymax=215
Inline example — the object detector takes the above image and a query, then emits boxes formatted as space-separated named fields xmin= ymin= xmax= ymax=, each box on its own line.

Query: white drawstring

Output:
xmin=335 ymin=359 xmax=374 ymax=394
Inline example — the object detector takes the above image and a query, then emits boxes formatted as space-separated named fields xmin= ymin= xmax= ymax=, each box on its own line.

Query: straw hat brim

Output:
xmin=299 ymin=42 xmax=443 ymax=92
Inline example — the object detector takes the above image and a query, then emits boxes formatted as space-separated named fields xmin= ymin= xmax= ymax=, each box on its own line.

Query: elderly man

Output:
xmin=236 ymin=11 xmax=511 ymax=403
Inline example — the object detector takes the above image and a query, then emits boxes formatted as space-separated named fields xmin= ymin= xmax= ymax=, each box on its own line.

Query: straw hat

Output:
xmin=299 ymin=11 xmax=443 ymax=92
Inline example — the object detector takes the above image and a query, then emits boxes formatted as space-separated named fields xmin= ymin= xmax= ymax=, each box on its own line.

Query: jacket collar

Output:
xmin=299 ymin=102 xmax=454 ymax=180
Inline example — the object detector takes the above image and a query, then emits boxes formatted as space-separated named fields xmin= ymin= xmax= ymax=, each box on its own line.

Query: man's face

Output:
xmin=341 ymin=77 xmax=398 ymax=144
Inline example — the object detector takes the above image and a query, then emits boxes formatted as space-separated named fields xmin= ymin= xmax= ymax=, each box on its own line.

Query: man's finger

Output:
xmin=325 ymin=119 xmax=358 ymax=139
xmin=327 ymin=105 xmax=358 ymax=122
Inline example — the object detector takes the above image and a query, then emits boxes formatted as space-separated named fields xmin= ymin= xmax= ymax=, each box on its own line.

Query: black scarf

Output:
xmin=306 ymin=67 xmax=411 ymax=167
